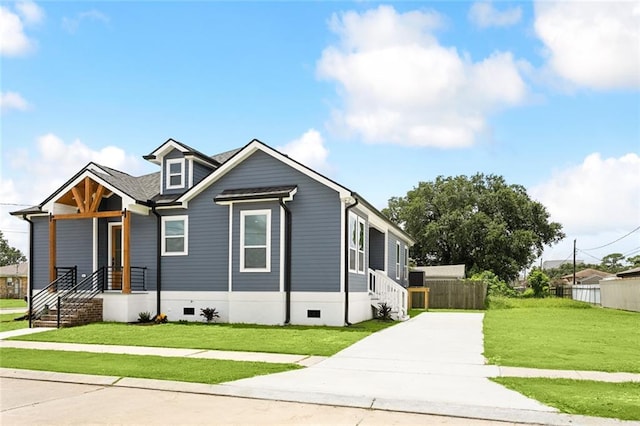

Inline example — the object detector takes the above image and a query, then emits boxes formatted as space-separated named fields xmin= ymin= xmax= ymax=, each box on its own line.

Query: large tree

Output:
xmin=0 ymin=230 xmax=27 ymax=267
xmin=383 ymin=174 xmax=565 ymax=282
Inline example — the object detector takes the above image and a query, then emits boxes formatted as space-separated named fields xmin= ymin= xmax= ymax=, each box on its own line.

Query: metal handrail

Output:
xmin=29 ymin=266 xmax=77 ymax=328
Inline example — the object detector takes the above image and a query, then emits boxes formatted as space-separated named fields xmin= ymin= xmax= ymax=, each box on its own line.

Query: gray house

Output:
xmin=12 ymin=139 xmax=414 ymax=326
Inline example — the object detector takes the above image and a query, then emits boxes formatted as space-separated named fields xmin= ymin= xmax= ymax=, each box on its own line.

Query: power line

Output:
xmin=0 ymin=203 xmax=32 ymax=207
xmin=577 ymin=249 xmax=601 ymax=262
xmin=581 ymin=225 xmax=640 ymax=251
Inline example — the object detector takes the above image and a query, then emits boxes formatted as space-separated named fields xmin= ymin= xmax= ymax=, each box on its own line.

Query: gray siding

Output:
xmin=130 ymin=214 xmax=157 ymax=291
xmin=387 ymin=232 xmax=408 ymax=286
xmin=57 ymin=219 xmax=93 ymax=279
xmin=232 ymin=201 xmax=280 ymax=292
xmin=192 ymin=162 xmax=212 ymax=186
xmin=97 ymin=218 xmax=108 ymax=269
xmin=369 ymin=228 xmax=385 ymax=271
xmin=159 ymin=149 xmax=342 ymax=293
xmin=162 ymin=149 xmax=190 ymax=195
xmin=31 ymin=216 xmax=49 ymax=290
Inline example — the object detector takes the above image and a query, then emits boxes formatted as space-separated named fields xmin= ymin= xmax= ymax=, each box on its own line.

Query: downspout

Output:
xmin=344 ymin=196 xmax=359 ymax=326
xmin=150 ymin=202 xmax=162 ymax=317
xmin=23 ymin=215 xmax=34 ymax=328
xmin=279 ymin=199 xmax=292 ymax=324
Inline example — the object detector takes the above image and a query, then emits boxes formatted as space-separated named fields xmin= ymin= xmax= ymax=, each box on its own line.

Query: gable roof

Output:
xmin=561 ymin=268 xmax=613 ymax=280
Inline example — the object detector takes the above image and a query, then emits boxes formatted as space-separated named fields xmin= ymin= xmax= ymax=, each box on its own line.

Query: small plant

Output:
xmin=376 ymin=302 xmax=393 ymax=321
xmin=138 ymin=311 xmax=152 ymax=323
xmin=200 ymin=307 xmax=220 ymax=323
xmin=154 ymin=313 xmax=168 ymax=324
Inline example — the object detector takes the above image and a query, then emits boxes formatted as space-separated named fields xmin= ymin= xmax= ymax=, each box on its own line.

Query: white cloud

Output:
xmin=62 ymin=10 xmax=109 ymax=34
xmin=531 ymin=153 xmax=640 ymax=237
xmin=0 ymin=178 xmax=29 ymax=256
xmin=277 ymin=129 xmax=330 ymax=172
xmin=0 ymin=91 xmax=30 ymax=113
xmin=317 ymin=5 xmax=528 ymax=148
xmin=534 ymin=1 xmax=640 ymax=90
xmin=16 ymin=1 xmax=44 ymax=24
xmin=0 ymin=1 xmax=43 ymax=56
xmin=469 ymin=1 xmax=522 ymax=28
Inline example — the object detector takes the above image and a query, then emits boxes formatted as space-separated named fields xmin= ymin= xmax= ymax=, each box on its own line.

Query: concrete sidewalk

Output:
xmin=2 ymin=314 xmax=639 ymax=425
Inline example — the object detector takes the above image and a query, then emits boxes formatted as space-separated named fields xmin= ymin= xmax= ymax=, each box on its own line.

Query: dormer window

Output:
xmin=166 ymin=158 xmax=185 ymax=189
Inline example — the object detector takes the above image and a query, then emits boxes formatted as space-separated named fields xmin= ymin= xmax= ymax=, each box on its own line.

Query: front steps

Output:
xmin=32 ymin=299 xmax=103 ymax=328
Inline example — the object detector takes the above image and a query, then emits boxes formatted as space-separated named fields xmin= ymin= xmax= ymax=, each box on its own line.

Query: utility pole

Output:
xmin=573 ymin=239 xmax=577 ymax=285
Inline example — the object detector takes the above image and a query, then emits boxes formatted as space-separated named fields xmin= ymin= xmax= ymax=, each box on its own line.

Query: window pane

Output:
xmin=358 ymin=221 xmax=365 ymax=250
xmin=358 ymin=252 xmax=364 ymax=272
xmin=166 ymin=237 xmax=184 ymax=252
xmin=349 ymin=216 xmax=357 ymax=248
xmin=169 ymin=175 xmax=182 ymax=186
xmin=169 ymin=162 xmax=182 ymax=174
xmin=165 ymin=220 xmax=184 ymax=236
xmin=349 ymin=249 xmax=356 ymax=270
xmin=245 ymin=248 xmax=266 ymax=268
xmin=244 ymin=214 xmax=267 ymax=245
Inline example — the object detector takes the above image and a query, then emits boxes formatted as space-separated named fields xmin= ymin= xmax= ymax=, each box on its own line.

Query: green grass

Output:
xmin=0 ymin=299 xmax=27 ymax=308
xmin=494 ymin=378 xmax=640 ymax=421
xmin=10 ymin=319 xmax=396 ymax=356
xmin=0 ymin=312 xmax=28 ymax=332
xmin=484 ymin=297 xmax=640 ymax=372
xmin=0 ymin=348 xmax=299 ymax=384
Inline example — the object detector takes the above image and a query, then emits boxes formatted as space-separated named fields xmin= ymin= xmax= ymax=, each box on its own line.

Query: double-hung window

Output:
xmin=348 ymin=213 xmax=365 ymax=274
xmin=396 ymin=242 xmax=401 ymax=280
xmin=162 ymin=215 xmax=188 ymax=256
xmin=166 ymin=158 xmax=185 ymax=189
xmin=404 ymin=246 xmax=409 ymax=281
xmin=240 ymin=210 xmax=271 ymax=272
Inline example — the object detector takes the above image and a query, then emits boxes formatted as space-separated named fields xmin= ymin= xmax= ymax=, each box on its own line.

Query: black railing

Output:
xmin=130 ymin=267 xmax=147 ymax=291
xmin=29 ymin=266 xmax=77 ymax=328
xmin=57 ymin=267 xmax=106 ymax=328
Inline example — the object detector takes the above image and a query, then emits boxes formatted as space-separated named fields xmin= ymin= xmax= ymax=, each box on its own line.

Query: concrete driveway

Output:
xmin=227 ymin=313 xmax=556 ymax=418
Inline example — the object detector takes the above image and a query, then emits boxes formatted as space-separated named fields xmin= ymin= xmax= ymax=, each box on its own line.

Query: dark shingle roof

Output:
xmin=211 ymin=148 xmax=241 ymax=164
xmin=94 ymin=165 xmax=160 ymax=202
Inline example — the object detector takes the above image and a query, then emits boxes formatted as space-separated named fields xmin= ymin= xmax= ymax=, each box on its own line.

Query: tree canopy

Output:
xmin=383 ymin=174 xmax=565 ymax=282
xmin=0 ymin=230 xmax=27 ymax=267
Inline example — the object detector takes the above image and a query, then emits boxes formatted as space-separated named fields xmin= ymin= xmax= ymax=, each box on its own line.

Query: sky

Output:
xmin=1 ymin=0 xmax=639 ymax=270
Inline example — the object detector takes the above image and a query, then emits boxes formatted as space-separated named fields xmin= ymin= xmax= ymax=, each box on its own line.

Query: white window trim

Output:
xmin=161 ymin=215 xmax=189 ymax=256
xmin=396 ymin=242 xmax=401 ymax=280
xmin=348 ymin=212 xmax=366 ymax=275
xmin=404 ymin=246 xmax=409 ymax=281
xmin=240 ymin=209 xmax=271 ymax=273
xmin=166 ymin=158 xmax=185 ymax=190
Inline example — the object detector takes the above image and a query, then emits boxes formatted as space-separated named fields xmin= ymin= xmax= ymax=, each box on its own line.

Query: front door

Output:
xmin=110 ymin=224 xmax=123 ymax=290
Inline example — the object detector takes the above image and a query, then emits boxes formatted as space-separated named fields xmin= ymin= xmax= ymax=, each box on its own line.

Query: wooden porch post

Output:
xmin=49 ymin=215 xmax=56 ymax=282
xmin=122 ymin=209 xmax=131 ymax=294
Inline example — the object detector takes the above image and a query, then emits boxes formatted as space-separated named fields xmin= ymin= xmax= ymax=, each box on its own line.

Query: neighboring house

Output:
xmin=616 ymin=267 xmax=640 ymax=279
xmin=560 ymin=268 xmax=613 ymax=285
xmin=542 ymin=259 xmax=584 ymax=270
xmin=11 ymin=138 xmax=414 ymax=326
xmin=0 ymin=262 xmax=28 ymax=299
xmin=412 ymin=264 xmax=466 ymax=281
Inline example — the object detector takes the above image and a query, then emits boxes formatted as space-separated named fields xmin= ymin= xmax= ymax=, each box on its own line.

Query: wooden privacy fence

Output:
xmin=424 ymin=279 xmax=487 ymax=309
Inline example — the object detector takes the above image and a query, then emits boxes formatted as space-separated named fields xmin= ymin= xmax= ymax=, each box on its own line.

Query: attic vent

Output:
xmin=307 ymin=309 xmax=321 ymax=318
xmin=183 ymin=307 xmax=195 ymax=315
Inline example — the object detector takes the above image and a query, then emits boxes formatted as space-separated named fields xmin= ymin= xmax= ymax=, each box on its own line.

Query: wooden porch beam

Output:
xmin=89 ymin=184 xmax=105 ymax=213
xmin=84 ymin=177 xmax=92 ymax=213
xmin=71 ymin=186 xmax=85 ymax=213
xmin=54 ymin=210 xmax=123 ymax=220
xmin=122 ymin=210 xmax=131 ymax=294
xmin=49 ymin=216 xmax=56 ymax=282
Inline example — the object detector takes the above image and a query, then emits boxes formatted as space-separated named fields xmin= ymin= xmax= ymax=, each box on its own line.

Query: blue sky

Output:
xmin=1 ymin=1 xmax=639 ymax=269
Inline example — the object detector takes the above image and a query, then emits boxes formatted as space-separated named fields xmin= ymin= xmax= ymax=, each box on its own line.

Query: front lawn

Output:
xmin=494 ymin=378 xmax=640 ymax=421
xmin=10 ymin=319 xmax=396 ymax=356
xmin=0 ymin=299 xmax=27 ymax=309
xmin=484 ymin=297 xmax=640 ymax=372
xmin=0 ymin=313 xmax=28 ymax=332
xmin=0 ymin=348 xmax=299 ymax=384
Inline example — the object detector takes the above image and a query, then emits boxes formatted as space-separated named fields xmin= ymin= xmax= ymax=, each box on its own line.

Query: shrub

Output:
xmin=138 ymin=311 xmax=152 ymax=323
xmin=472 ymin=271 xmax=517 ymax=298
xmin=528 ymin=269 xmax=551 ymax=298
xmin=522 ymin=288 xmax=535 ymax=298
xmin=200 ymin=307 xmax=220 ymax=323
xmin=154 ymin=313 xmax=168 ymax=324
xmin=376 ymin=302 xmax=393 ymax=321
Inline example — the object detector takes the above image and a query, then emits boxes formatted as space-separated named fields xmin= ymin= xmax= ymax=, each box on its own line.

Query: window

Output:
xmin=166 ymin=158 xmax=185 ymax=189
xmin=404 ymin=246 xmax=409 ymax=281
xmin=396 ymin=242 xmax=401 ymax=280
xmin=162 ymin=215 xmax=188 ymax=255
xmin=240 ymin=210 xmax=271 ymax=272
xmin=348 ymin=212 xmax=365 ymax=274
